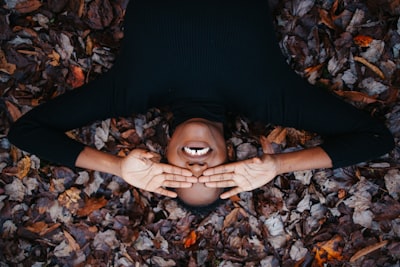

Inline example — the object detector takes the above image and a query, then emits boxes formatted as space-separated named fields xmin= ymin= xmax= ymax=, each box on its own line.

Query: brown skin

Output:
xmin=75 ymin=118 xmax=332 ymax=205
xmin=165 ymin=118 xmax=227 ymax=206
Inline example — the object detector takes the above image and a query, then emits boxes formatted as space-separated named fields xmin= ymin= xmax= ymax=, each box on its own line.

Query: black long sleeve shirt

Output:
xmin=8 ymin=0 xmax=395 ymax=169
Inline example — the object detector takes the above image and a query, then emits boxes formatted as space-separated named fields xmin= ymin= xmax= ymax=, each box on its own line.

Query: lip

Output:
xmin=182 ymin=141 xmax=211 ymax=148
xmin=181 ymin=144 xmax=212 ymax=160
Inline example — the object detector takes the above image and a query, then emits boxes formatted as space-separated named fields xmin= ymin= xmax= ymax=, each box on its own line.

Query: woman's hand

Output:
xmin=120 ymin=149 xmax=196 ymax=198
xmin=198 ymin=153 xmax=279 ymax=199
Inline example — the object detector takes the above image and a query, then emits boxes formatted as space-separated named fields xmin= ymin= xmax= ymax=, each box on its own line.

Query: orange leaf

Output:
xmin=350 ymin=240 xmax=389 ymax=262
xmin=76 ymin=196 xmax=108 ymax=217
xmin=266 ymin=126 xmax=287 ymax=145
xmin=313 ymin=235 xmax=344 ymax=266
xmin=17 ymin=156 xmax=31 ymax=179
xmin=67 ymin=65 xmax=85 ymax=88
xmin=0 ymin=50 xmax=17 ymax=75
xmin=5 ymin=100 xmax=22 ymax=122
xmin=15 ymin=0 xmax=42 ymax=13
xmin=26 ymin=221 xmax=61 ymax=236
xmin=334 ymin=90 xmax=381 ymax=104
xmin=353 ymin=35 xmax=373 ymax=48
xmin=183 ymin=230 xmax=197 ymax=248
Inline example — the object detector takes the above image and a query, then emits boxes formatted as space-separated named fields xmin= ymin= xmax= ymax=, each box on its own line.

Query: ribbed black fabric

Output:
xmin=8 ymin=0 xmax=395 ymax=169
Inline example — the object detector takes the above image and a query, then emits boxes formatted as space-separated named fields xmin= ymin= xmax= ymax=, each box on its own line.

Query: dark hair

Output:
xmin=176 ymin=197 xmax=227 ymax=217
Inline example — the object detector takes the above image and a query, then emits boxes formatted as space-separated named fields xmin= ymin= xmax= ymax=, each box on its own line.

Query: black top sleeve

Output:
xmin=7 ymin=0 xmax=395 ymax=169
xmin=7 ymin=68 xmax=121 ymax=168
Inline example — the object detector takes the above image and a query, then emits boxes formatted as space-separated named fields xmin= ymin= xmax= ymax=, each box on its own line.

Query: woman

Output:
xmin=8 ymin=0 xmax=394 ymax=208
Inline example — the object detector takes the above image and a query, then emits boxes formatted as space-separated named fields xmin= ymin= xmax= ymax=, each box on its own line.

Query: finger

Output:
xmin=155 ymin=187 xmax=178 ymax=198
xmin=202 ymin=164 xmax=236 ymax=176
xmin=164 ymin=174 xmax=198 ymax=183
xmin=220 ymin=187 xmax=243 ymax=199
xmin=163 ymin=180 xmax=193 ymax=188
xmin=205 ymin=180 xmax=237 ymax=188
xmin=160 ymin=163 xmax=193 ymax=176
xmin=198 ymin=173 xmax=234 ymax=182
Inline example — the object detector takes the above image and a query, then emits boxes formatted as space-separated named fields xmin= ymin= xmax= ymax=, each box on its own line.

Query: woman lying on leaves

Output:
xmin=8 ymin=0 xmax=394 ymax=209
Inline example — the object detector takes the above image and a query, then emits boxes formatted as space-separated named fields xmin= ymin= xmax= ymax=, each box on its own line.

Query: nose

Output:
xmin=186 ymin=162 xmax=208 ymax=177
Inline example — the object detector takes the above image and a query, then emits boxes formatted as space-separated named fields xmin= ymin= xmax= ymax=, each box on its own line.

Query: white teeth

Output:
xmin=183 ymin=147 xmax=210 ymax=156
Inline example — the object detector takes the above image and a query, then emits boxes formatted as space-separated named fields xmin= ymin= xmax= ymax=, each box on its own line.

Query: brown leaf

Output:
xmin=266 ymin=126 xmax=287 ymax=145
xmin=313 ymin=235 xmax=344 ymax=266
xmin=25 ymin=221 xmax=61 ymax=236
xmin=334 ymin=90 xmax=381 ymax=104
xmin=76 ymin=196 xmax=108 ymax=217
xmin=183 ymin=230 xmax=197 ymax=248
xmin=354 ymin=56 xmax=385 ymax=80
xmin=67 ymin=65 xmax=85 ymax=88
xmin=5 ymin=100 xmax=22 ymax=122
xmin=350 ymin=240 xmax=389 ymax=262
xmin=223 ymin=207 xmax=241 ymax=229
xmin=15 ymin=0 xmax=43 ymax=14
xmin=63 ymin=230 xmax=81 ymax=251
xmin=86 ymin=0 xmax=114 ymax=30
xmin=16 ymin=156 xmax=31 ymax=179
xmin=0 ymin=50 xmax=17 ymax=75
xmin=353 ymin=35 xmax=374 ymax=48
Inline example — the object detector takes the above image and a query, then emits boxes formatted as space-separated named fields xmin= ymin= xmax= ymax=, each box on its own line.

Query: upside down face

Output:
xmin=166 ymin=118 xmax=227 ymax=206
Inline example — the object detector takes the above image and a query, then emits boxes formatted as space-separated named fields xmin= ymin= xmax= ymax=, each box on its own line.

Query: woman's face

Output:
xmin=166 ymin=118 xmax=227 ymax=206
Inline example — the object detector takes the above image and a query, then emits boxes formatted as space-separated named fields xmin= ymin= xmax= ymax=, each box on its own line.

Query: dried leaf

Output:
xmin=354 ymin=56 xmax=385 ymax=79
xmin=313 ymin=235 xmax=344 ymax=266
xmin=5 ymin=100 xmax=22 ymax=122
xmin=384 ymin=169 xmax=400 ymax=200
xmin=76 ymin=196 xmax=107 ymax=217
xmin=266 ymin=126 xmax=287 ymax=145
xmin=333 ymin=90 xmax=381 ymax=104
xmin=67 ymin=65 xmax=85 ymax=88
xmin=25 ymin=221 xmax=61 ymax=236
xmin=15 ymin=0 xmax=42 ymax=14
xmin=183 ymin=230 xmax=197 ymax=248
xmin=16 ymin=156 xmax=31 ymax=179
xmin=350 ymin=240 xmax=389 ymax=262
xmin=63 ymin=230 xmax=81 ymax=251
xmin=0 ymin=50 xmax=17 ymax=74
xmin=353 ymin=35 xmax=374 ymax=47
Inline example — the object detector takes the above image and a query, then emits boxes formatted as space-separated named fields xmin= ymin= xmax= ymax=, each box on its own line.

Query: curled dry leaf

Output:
xmin=312 ymin=235 xmax=344 ymax=266
xmin=76 ymin=196 xmax=108 ymax=217
xmin=14 ymin=0 xmax=42 ymax=14
xmin=183 ymin=230 xmax=197 ymax=248
xmin=0 ymin=50 xmax=16 ymax=74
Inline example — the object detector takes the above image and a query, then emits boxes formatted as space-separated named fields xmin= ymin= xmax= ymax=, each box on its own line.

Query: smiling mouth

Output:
xmin=183 ymin=147 xmax=211 ymax=156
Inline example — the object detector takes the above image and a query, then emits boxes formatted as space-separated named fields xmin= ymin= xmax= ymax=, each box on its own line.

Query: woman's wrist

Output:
xmin=75 ymin=146 xmax=123 ymax=177
xmin=267 ymin=147 xmax=333 ymax=175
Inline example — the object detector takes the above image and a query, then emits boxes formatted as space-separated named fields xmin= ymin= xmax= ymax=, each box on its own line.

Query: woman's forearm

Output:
xmin=272 ymin=147 xmax=333 ymax=175
xmin=75 ymin=146 xmax=123 ymax=177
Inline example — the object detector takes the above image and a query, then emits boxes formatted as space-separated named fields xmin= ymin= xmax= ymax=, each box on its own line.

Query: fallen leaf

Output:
xmin=266 ymin=126 xmax=287 ymax=145
xmin=67 ymin=65 xmax=85 ymax=88
xmin=16 ymin=156 xmax=31 ymax=179
xmin=25 ymin=221 xmax=61 ymax=236
xmin=354 ymin=56 xmax=385 ymax=80
xmin=5 ymin=100 xmax=22 ymax=122
xmin=0 ymin=50 xmax=17 ymax=74
xmin=76 ymin=196 xmax=108 ymax=217
xmin=313 ymin=235 xmax=344 ymax=266
xmin=350 ymin=240 xmax=389 ymax=262
xmin=333 ymin=90 xmax=381 ymax=104
xmin=15 ymin=0 xmax=42 ymax=14
xmin=353 ymin=35 xmax=373 ymax=47
xmin=183 ymin=230 xmax=197 ymax=248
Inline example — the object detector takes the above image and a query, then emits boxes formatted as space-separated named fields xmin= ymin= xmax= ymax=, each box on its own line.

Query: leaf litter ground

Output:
xmin=0 ymin=0 xmax=400 ymax=266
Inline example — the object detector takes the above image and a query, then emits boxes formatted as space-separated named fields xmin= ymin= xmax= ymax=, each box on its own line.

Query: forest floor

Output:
xmin=0 ymin=0 xmax=400 ymax=266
